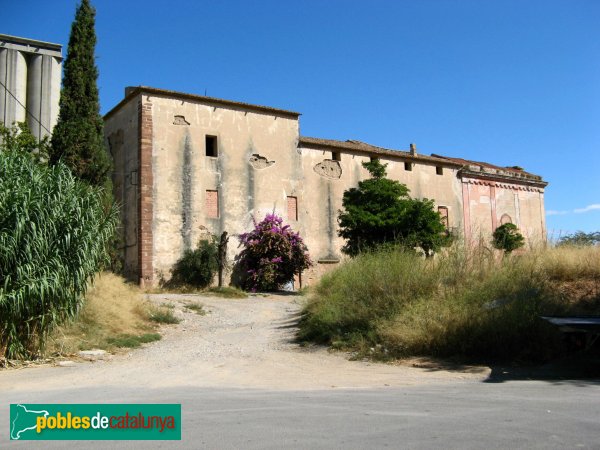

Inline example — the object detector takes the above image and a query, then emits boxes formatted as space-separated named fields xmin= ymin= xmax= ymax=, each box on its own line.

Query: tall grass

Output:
xmin=0 ymin=152 xmax=118 ymax=359
xmin=298 ymin=245 xmax=599 ymax=363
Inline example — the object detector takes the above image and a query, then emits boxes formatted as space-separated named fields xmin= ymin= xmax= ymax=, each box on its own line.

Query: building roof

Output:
xmin=300 ymin=136 xmax=547 ymax=186
xmin=104 ymin=86 xmax=301 ymax=120
xmin=0 ymin=34 xmax=62 ymax=58
xmin=299 ymin=136 xmax=461 ymax=166
xmin=432 ymin=154 xmax=547 ymax=185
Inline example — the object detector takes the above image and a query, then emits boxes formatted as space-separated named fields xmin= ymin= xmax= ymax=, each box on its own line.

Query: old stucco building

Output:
xmin=104 ymin=86 xmax=547 ymax=286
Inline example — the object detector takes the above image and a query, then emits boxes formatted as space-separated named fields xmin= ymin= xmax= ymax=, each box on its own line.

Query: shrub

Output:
xmin=0 ymin=152 xmax=118 ymax=359
xmin=338 ymin=159 xmax=449 ymax=257
xmin=492 ymin=223 xmax=525 ymax=254
xmin=235 ymin=214 xmax=312 ymax=291
xmin=169 ymin=239 xmax=218 ymax=288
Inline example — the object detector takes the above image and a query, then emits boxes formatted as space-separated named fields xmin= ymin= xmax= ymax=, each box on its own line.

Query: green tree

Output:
xmin=49 ymin=0 xmax=111 ymax=186
xmin=338 ymin=159 xmax=449 ymax=257
xmin=0 ymin=122 xmax=50 ymax=163
xmin=492 ymin=223 xmax=525 ymax=254
xmin=557 ymin=231 xmax=600 ymax=247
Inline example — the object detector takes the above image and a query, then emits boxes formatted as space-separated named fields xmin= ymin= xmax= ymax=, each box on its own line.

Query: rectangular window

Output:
xmin=404 ymin=161 xmax=412 ymax=171
xmin=287 ymin=196 xmax=298 ymax=221
xmin=331 ymin=151 xmax=341 ymax=161
xmin=206 ymin=190 xmax=219 ymax=218
xmin=436 ymin=166 xmax=444 ymax=175
xmin=205 ymin=135 xmax=218 ymax=157
xmin=438 ymin=206 xmax=449 ymax=229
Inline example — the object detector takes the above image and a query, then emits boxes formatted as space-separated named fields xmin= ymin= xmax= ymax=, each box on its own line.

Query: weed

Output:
xmin=184 ymin=302 xmax=206 ymax=315
xmin=107 ymin=333 xmax=161 ymax=348
xmin=207 ymin=287 xmax=247 ymax=298
xmin=149 ymin=307 xmax=181 ymax=324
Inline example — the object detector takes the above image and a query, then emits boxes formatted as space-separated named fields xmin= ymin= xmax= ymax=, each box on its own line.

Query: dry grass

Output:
xmin=298 ymin=244 xmax=600 ymax=364
xmin=46 ymin=272 xmax=158 ymax=355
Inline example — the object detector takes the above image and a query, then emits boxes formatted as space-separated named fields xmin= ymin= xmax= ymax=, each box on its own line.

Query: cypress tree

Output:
xmin=50 ymin=0 xmax=111 ymax=186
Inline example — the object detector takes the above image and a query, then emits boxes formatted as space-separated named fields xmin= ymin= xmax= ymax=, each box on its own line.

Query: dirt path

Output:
xmin=1 ymin=293 xmax=489 ymax=392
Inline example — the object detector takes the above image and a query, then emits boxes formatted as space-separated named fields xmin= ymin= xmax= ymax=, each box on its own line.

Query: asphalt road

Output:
xmin=2 ymin=379 xmax=599 ymax=449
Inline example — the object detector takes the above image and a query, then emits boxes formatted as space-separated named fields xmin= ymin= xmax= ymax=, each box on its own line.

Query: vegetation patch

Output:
xmin=149 ymin=307 xmax=181 ymax=325
xmin=0 ymin=150 xmax=118 ymax=359
xmin=107 ymin=333 xmax=161 ymax=348
xmin=298 ymin=245 xmax=600 ymax=364
xmin=46 ymin=273 xmax=159 ymax=355
xmin=207 ymin=287 xmax=247 ymax=298
xmin=184 ymin=302 xmax=206 ymax=315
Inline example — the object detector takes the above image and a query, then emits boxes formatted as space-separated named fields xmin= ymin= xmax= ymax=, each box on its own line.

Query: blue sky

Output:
xmin=3 ymin=0 xmax=598 ymax=236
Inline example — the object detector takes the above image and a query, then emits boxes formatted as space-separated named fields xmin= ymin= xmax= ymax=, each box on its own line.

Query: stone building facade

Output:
xmin=0 ymin=34 xmax=62 ymax=140
xmin=104 ymin=86 xmax=548 ymax=286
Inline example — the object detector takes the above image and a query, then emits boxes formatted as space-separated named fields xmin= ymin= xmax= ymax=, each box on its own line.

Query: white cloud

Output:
xmin=546 ymin=210 xmax=568 ymax=216
xmin=574 ymin=204 xmax=600 ymax=214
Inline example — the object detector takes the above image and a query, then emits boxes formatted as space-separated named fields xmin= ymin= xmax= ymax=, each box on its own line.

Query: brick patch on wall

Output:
xmin=206 ymin=190 xmax=219 ymax=218
xmin=138 ymin=98 xmax=153 ymax=286
xmin=287 ymin=196 xmax=298 ymax=221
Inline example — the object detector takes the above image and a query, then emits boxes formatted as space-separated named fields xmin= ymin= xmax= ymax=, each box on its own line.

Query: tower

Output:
xmin=0 ymin=34 xmax=62 ymax=139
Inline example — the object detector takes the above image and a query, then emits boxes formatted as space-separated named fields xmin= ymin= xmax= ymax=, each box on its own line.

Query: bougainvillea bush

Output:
xmin=236 ymin=214 xmax=312 ymax=291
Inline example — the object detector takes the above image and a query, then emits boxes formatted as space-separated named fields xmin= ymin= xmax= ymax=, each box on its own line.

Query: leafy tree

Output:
xmin=492 ymin=223 xmax=525 ymax=254
xmin=235 ymin=214 xmax=312 ymax=291
xmin=49 ymin=0 xmax=111 ymax=186
xmin=338 ymin=159 xmax=449 ymax=257
xmin=0 ymin=122 xmax=50 ymax=163
xmin=557 ymin=231 xmax=600 ymax=247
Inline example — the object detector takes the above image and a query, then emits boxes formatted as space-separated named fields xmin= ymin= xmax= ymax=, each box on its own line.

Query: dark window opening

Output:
xmin=404 ymin=162 xmax=412 ymax=171
xmin=205 ymin=135 xmax=218 ymax=157
xmin=331 ymin=152 xmax=341 ymax=161
xmin=436 ymin=166 xmax=443 ymax=175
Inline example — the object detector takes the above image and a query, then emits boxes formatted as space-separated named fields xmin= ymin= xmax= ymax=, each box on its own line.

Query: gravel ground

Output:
xmin=1 ymin=293 xmax=489 ymax=392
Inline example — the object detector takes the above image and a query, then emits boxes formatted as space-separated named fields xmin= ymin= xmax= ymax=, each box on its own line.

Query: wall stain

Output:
xmin=181 ymin=132 xmax=193 ymax=250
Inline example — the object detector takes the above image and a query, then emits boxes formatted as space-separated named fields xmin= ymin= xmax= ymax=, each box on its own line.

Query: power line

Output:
xmin=0 ymin=79 xmax=53 ymax=135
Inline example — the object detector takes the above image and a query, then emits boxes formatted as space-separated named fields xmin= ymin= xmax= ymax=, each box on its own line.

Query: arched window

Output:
xmin=500 ymin=214 xmax=512 ymax=225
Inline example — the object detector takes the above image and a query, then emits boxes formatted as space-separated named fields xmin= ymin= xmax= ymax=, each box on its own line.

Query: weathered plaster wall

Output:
xmin=462 ymin=178 xmax=546 ymax=246
xmin=148 ymin=95 xmax=300 ymax=281
xmin=104 ymin=95 xmax=140 ymax=280
xmin=298 ymin=147 xmax=464 ymax=284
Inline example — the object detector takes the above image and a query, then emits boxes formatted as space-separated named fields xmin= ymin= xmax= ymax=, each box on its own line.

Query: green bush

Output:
xmin=492 ymin=223 xmax=525 ymax=254
xmin=0 ymin=152 xmax=118 ymax=359
xmin=169 ymin=239 xmax=218 ymax=288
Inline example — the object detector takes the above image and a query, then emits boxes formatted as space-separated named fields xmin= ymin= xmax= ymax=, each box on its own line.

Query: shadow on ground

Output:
xmin=484 ymin=354 xmax=600 ymax=384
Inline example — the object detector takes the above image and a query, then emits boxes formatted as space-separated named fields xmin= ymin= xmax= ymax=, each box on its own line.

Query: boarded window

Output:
xmin=206 ymin=190 xmax=219 ymax=218
xmin=205 ymin=135 xmax=218 ymax=157
xmin=438 ymin=206 xmax=449 ymax=229
xmin=287 ymin=196 xmax=298 ymax=221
